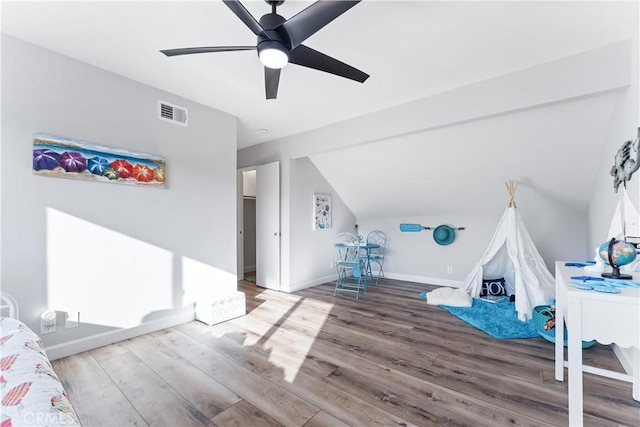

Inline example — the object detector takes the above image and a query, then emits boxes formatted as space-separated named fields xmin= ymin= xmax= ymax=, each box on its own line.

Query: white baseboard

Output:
xmin=284 ymin=272 xmax=461 ymax=293
xmin=45 ymin=311 xmax=195 ymax=361
xmin=286 ymin=274 xmax=337 ymax=293
xmin=243 ymin=265 xmax=256 ymax=273
xmin=384 ymin=272 xmax=464 ymax=288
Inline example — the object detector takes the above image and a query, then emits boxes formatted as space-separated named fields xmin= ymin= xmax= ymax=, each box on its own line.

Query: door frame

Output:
xmin=237 ymin=164 xmax=281 ymax=290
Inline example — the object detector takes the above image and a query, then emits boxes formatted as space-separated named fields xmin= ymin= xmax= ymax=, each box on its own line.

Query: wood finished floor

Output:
xmin=52 ymin=279 xmax=640 ymax=427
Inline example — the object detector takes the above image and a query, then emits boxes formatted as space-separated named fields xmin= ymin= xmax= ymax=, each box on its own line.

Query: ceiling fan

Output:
xmin=160 ymin=0 xmax=369 ymax=100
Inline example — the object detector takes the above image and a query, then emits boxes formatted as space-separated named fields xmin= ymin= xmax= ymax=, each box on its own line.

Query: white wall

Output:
xmin=238 ymin=41 xmax=633 ymax=291
xmin=237 ymin=31 xmax=637 ymax=297
xmin=357 ymin=206 xmax=586 ymax=287
xmin=237 ymin=150 xmax=355 ymax=292
xmin=1 ymin=36 xmax=238 ymax=358
xmin=287 ymin=157 xmax=355 ymax=291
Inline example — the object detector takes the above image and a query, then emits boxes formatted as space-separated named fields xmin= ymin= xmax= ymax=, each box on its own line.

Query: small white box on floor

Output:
xmin=195 ymin=291 xmax=246 ymax=326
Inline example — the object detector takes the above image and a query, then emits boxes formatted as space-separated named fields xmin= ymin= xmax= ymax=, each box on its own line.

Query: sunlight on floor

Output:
xmin=207 ymin=291 xmax=334 ymax=383
xmin=265 ymin=298 xmax=333 ymax=382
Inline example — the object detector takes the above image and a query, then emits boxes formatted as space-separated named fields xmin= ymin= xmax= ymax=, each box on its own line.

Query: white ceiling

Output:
xmin=3 ymin=1 xmax=637 ymax=233
xmin=2 ymin=1 xmax=636 ymax=149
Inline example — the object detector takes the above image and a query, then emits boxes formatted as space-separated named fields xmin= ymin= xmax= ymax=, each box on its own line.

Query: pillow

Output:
xmin=425 ymin=287 xmax=472 ymax=307
xmin=481 ymin=278 xmax=506 ymax=296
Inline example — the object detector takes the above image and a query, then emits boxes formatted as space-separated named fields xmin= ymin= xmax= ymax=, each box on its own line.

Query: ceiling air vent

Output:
xmin=158 ymin=100 xmax=188 ymax=126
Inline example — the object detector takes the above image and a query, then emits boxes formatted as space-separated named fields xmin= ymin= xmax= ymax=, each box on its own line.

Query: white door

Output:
xmin=256 ymin=161 xmax=280 ymax=289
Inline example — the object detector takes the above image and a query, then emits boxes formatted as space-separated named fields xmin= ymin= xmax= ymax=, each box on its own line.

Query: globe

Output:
xmin=598 ymin=238 xmax=637 ymax=279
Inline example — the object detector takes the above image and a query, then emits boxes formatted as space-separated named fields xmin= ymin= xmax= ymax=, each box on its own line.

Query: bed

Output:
xmin=1 ymin=292 xmax=80 ymax=426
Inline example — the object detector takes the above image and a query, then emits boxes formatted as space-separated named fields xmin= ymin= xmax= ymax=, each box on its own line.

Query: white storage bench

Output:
xmin=195 ymin=291 xmax=246 ymax=325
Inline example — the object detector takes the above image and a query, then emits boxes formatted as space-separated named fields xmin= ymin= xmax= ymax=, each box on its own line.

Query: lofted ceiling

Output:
xmin=3 ymin=1 xmax=638 ymax=230
xmin=1 ymin=1 xmax=636 ymax=150
xmin=309 ymin=92 xmax=619 ymax=219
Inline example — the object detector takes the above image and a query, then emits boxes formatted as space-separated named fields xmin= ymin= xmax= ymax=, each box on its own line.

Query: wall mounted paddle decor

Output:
xmin=33 ymin=133 xmax=166 ymax=188
xmin=399 ymin=223 xmax=465 ymax=246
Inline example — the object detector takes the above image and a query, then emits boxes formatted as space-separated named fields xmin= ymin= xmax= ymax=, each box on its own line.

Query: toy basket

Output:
xmin=532 ymin=305 xmax=596 ymax=348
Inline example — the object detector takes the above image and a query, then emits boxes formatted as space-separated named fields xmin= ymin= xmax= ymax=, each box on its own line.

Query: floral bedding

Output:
xmin=0 ymin=317 xmax=79 ymax=426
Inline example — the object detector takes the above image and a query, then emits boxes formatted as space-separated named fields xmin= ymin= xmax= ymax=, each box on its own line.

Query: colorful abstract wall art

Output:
xmin=33 ymin=133 xmax=166 ymax=188
xmin=313 ymin=194 xmax=331 ymax=230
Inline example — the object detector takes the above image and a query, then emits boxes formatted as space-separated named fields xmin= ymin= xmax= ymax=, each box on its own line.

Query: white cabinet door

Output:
xmin=256 ymin=161 xmax=280 ymax=290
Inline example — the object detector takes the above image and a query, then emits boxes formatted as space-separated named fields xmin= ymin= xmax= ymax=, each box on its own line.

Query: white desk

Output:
xmin=555 ymin=262 xmax=639 ymax=426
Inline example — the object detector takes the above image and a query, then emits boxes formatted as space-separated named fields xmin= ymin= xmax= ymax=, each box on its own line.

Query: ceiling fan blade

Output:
xmin=160 ymin=46 xmax=256 ymax=57
xmin=265 ymin=67 xmax=281 ymax=100
xmin=288 ymin=45 xmax=369 ymax=83
xmin=222 ymin=0 xmax=270 ymax=38
xmin=281 ymin=1 xmax=360 ymax=49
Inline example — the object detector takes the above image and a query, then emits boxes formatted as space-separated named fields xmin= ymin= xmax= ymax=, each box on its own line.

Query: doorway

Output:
xmin=242 ymin=170 xmax=257 ymax=282
xmin=237 ymin=162 xmax=281 ymax=290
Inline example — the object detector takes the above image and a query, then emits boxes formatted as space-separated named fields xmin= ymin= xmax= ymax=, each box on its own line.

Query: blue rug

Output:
xmin=422 ymin=293 xmax=539 ymax=339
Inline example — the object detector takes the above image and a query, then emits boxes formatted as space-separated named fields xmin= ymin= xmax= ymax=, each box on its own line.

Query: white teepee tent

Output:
xmin=463 ymin=181 xmax=555 ymax=321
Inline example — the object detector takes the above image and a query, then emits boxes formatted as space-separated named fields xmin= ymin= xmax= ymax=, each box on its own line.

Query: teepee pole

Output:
xmin=506 ymin=180 xmax=518 ymax=208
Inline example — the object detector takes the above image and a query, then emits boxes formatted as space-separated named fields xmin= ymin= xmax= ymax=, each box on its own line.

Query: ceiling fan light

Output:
xmin=258 ymin=41 xmax=289 ymax=69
